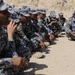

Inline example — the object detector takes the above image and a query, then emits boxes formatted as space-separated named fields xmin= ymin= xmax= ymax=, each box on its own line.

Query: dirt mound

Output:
xmin=4 ymin=0 xmax=75 ymax=18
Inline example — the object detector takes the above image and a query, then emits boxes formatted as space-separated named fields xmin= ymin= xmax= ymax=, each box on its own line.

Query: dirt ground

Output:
xmin=23 ymin=32 xmax=75 ymax=75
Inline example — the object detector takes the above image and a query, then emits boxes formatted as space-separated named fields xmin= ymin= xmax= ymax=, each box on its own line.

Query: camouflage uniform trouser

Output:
xmin=40 ymin=32 xmax=49 ymax=41
xmin=0 ymin=68 xmax=25 ymax=75
xmin=30 ymin=33 xmax=41 ymax=51
xmin=31 ymin=36 xmax=40 ymax=51
xmin=0 ymin=69 xmax=15 ymax=75
xmin=48 ymin=25 xmax=61 ymax=36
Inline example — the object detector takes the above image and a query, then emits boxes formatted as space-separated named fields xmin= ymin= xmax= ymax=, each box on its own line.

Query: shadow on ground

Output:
xmin=39 ymin=48 xmax=50 ymax=54
xmin=19 ymin=62 xmax=48 ymax=75
xmin=51 ymin=41 xmax=57 ymax=45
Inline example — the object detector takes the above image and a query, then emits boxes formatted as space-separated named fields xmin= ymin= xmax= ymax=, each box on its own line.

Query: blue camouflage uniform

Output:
xmin=36 ymin=9 xmax=53 ymax=40
xmin=0 ymin=1 xmax=30 ymax=75
xmin=0 ymin=26 xmax=19 ymax=75
xmin=0 ymin=1 xmax=19 ymax=75
xmin=19 ymin=8 xmax=42 ymax=51
xmin=46 ymin=11 xmax=61 ymax=36
xmin=65 ymin=17 xmax=75 ymax=40
xmin=22 ymin=21 xmax=41 ymax=51
xmin=8 ymin=7 xmax=31 ymax=61
xmin=36 ymin=19 xmax=53 ymax=40
xmin=15 ymin=23 xmax=31 ymax=60
xmin=58 ymin=13 xmax=66 ymax=31
xmin=65 ymin=11 xmax=75 ymax=40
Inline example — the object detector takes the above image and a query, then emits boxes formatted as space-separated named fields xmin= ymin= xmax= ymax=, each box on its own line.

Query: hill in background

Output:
xmin=4 ymin=0 xmax=75 ymax=18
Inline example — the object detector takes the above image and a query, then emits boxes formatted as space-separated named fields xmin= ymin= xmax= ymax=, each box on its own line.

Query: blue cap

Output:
xmin=20 ymin=11 xmax=30 ymax=17
xmin=20 ymin=6 xmax=30 ymax=12
xmin=19 ymin=7 xmax=29 ymax=15
xmin=29 ymin=9 xmax=37 ymax=14
xmin=8 ymin=8 xmax=21 ymax=23
xmin=14 ymin=9 xmax=20 ymax=14
xmin=41 ymin=9 xmax=46 ymax=14
xmin=0 ymin=3 xmax=11 ymax=11
xmin=37 ymin=9 xmax=46 ymax=14
xmin=22 ymin=6 xmax=30 ymax=10
xmin=8 ymin=8 xmax=21 ymax=18
xmin=50 ymin=11 xmax=56 ymax=18
xmin=8 ymin=7 xmax=16 ymax=14
xmin=19 ymin=6 xmax=30 ymax=17
xmin=59 ymin=13 xmax=63 ymax=16
xmin=9 ymin=12 xmax=20 ymax=23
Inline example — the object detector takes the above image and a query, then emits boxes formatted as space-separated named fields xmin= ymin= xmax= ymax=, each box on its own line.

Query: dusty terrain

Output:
xmin=4 ymin=0 xmax=75 ymax=18
xmin=24 ymin=33 xmax=75 ymax=75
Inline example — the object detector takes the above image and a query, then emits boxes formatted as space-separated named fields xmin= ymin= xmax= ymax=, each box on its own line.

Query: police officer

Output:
xmin=8 ymin=7 xmax=31 ymax=62
xmin=19 ymin=8 xmax=45 ymax=58
xmin=39 ymin=9 xmax=47 ymax=27
xmin=0 ymin=1 xmax=28 ymax=75
xmin=36 ymin=9 xmax=54 ymax=44
xmin=29 ymin=9 xmax=38 ymax=31
xmin=58 ymin=13 xmax=66 ymax=31
xmin=47 ymin=11 xmax=61 ymax=37
xmin=65 ymin=11 xmax=75 ymax=40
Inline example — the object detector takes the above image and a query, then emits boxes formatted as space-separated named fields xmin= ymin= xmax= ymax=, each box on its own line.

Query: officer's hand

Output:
xmin=51 ymin=21 xmax=58 ymax=24
xmin=40 ymin=42 xmax=46 ymax=48
xmin=40 ymin=37 xmax=46 ymax=48
xmin=7 ymin=21 xmax=18 ymax=40
xmin=12 ymin=57 xmax=28 ymax=68
xmin=70 ymin=32 xmax=75 ymax=35
xmin=49 ymin=34 xmax=54 ymax=42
